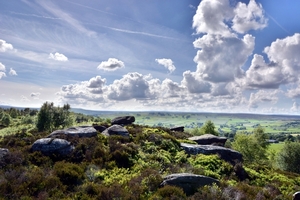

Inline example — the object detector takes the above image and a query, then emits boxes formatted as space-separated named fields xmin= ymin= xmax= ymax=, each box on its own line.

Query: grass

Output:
xmin=269 ymin=142 xmax=285 ymax=153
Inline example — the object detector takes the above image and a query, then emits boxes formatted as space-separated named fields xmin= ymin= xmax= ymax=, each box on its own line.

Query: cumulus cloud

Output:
xmin=192 ymin=0 xmax=233 ymax=36
xmin=97 ymin=58 xmax=125 ymax=71
xmin=0 ymin=62 xmax=5 ymax=72
xmin=0 ymin=72 xmax=6 ymax=79
xmin=193 ymin=34 xmax=254 ymax=83
xmin=244 ymin=33 xmax=300 ymax=89
xmin=49 ymin=52 xmax=68 ymax=61
xmin=0 ymin=39 xmax=13 ymax=52
xmin=155 ymin=58 xmax=176 ymax=73
xmin=9 ymin=68 xmax=17 ymax=76
xmin=248 ymin=90 xmax=279 ymax=108
xmin=291 ymin=102 xmax=299 ymax=112
xmin=181 ymin=71 xmax=211 ymax=93
xmin=107 ymin=72 xmax=152 ymax=100
xmin=232 ymin=0 xmax=268 ymax=34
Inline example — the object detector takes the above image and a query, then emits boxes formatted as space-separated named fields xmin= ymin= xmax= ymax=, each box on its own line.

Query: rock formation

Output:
xmin=111 ymin=116 xmax=135 ymax=125
xmin=101 ymin=125 xmax=130 ymax=137
xmin=31 ymin=138 xmax=74 ymax=156
xmin=160 ymin=173 xmax=219 ymax=195
xmin=180 ymin=143 xmax=242 ymax=165
xmin=47 ymin=126 xmax=97 ymax=138
xmin=188 ymin=134 xmax=227 ymax=146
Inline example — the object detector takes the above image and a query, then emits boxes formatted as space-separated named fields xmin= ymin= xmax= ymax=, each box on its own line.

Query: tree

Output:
xmin=201 ymin=120 xmax=219 ymax=136
xmin=36 ymin=102 xmax=72 ymax=132
xmin=232 ymin=126 xmax=269 ymax=164
xmin=277 ymin=142 xmax=300 ymax=173
xmin=0 ymin=113 xmax=12 ymax=127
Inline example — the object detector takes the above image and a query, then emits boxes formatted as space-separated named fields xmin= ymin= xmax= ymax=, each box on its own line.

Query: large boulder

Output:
xmin=111 ymin=116 xmax=135 ymax=125
xmin=47 ymin=126 xmax=97 ymax=138
xmin=31 ymin=138 xmax=74 ymax=156
xmin=0 ymin=148 xmax=9 ymax=167
xmin=294 ymin=192 xmax=300 ymax=200
xmin=181 ymin=143 xmax=242 ymax=165
xmin=170 ymin=126 xmax=184 ymax=132
xmin=101 ymin=125 xmax=130 ymax=137
xmin=188 ymin=134 xmax=227 ymax=146
xmin=160 ymin=173 xmax=219 ymax=195
xmin=93 ymin=125 xmax=107 ymax=132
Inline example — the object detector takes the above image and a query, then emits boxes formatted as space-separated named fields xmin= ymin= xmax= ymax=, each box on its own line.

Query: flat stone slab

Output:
xmin=111 ymin=116 xmax=135 ymax=125
xmin=188 ymin=134 xmax=227 ymax=145
xmin=31 ymin=138 xmax=74 ymax=156
xmin=101 ymin=125 xmax=130 ymax=137
xmin=181 ymin=143 xmax=242 ymax=164
xmin=161 ymin=173 xmax=219 ymax=195
xmin=48 ymin=126 xmax=97 ymax=138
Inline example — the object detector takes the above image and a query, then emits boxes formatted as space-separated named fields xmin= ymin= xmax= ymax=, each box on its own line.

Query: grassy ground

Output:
xmin=269 ymin=142 xmax=285 ymax=153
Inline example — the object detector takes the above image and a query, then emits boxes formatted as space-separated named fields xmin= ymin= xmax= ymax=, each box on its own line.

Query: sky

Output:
xmin=1 ymin=0 xmax=300 ymax=114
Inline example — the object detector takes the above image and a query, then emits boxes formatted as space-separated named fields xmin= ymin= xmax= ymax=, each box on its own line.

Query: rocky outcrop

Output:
xmin=111 ymin=116 xmax=135 ymax=125
xmin=31 ymin=138 xmax=74 ymax=156
xmin=188 ymin=134 xmax=227 ymax=146
xmin=180 ymin=143 xmax=242 ymax=165
xmin=0 ymin=148 xmax=9 ymax=166
xmin=160 ymin=173 xmax=219 ymax=195
xmin=93 ymin=125 xmax=107 ymax=132
xmin=294 ymin=192 xmax=300 ymax=200
xmin=170 ymin=126 xmax=184 ymax=132
xmin=101 ymin=125 xmax=130 ymax=137
xmin=47 ymin=126 xmax=97 ymax=138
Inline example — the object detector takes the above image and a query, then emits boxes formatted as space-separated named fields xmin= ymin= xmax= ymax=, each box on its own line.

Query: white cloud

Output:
xmin=232 ymin=0 xmax=268 ymax=34
xmin=192 ymin=0 xmax=233 ymax=36
xmin=49 ymin=52 xmax=68 ymax=61
xmin=248 ymin=90 xmax=279 ymax=108
xmin=30 ymin=92 xmax=40 ymax=99
xmin=291 ymin=102 xmax=299 ymax=112
xmin=244 ymin=33 xmax=300 ymax=89
xmin=9 ymin=68 xmax=17 ymax=76
xmin=155 ymin=58 xmax=176 ymax=73
xmin=0 ymin=72 xmax=6 ymax=79
xmin=193 ymin=34 xmax=254 ymax=83
xmin=0 ymin=62 xmax=6 ymax=71
xmin=107 ymin=72 xmax=151 ymax=100
xmin=87 ymin=76 xmax=106 ymax=94
xmin=97 ymin=58 xmax=125 ymax=71
xmin=0 ymin=39 xmax=13 ymax=52
xmin=181 ymin=70 xmax=211 ymax=93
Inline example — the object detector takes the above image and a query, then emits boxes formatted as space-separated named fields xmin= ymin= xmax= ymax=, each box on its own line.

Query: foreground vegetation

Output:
xmin=1 ymin=103 xmax=300 ymax=199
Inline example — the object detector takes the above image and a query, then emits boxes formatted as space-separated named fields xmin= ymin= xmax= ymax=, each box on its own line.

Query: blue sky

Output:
xmin=1 ymin=0 xmax=300 ymax=114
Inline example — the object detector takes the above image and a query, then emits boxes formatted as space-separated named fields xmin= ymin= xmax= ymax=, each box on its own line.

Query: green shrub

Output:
xmin=150 ymin=185 xmax=187 ymax=200
xmin=54 ymin=161 xmax=85 ymax=188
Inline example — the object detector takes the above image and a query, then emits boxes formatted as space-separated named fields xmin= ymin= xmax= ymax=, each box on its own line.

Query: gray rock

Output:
xmin=101 ymin=125 xmax=130 ymax=137
xmin=93 ymin=125 xmax=107 ymax=132
xmin=294 ymin=192 xmax=300 ymax=200
xmin=0 ymin=148 xmax=9 ymax=166
xmin=47 ymin=126 xmax=97 ymax=138
xmin=170 ymin=126 xmax=184 ymax=132
xmin=189 ymin=134 xmax=227 ymax=146
xmin=31 ymin=138 xmax=74 ymax=156
xmin=111 ymin=116 xmax=135 ymax=125
xmin=181 ymin=143 xmax=242 ymax=164
xmin=161 ymin=173 xmax=219 ymax=195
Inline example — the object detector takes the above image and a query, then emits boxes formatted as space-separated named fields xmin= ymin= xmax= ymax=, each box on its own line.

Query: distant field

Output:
xmin=269 ymin=142 xmax=285 ymax=153
xmin=78 ymin=110 xmax=300 ymax=135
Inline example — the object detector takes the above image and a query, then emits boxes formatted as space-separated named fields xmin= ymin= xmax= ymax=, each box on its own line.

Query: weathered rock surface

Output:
xmin=101 ymin=125 xmax=130 ymax=137
xmin=160 ymin=173 xmax=219 ymax=195
xmin=93 ymin=125 xmax=107 ymax=132
xmin=170 ymin=126 xmax=185 ymax=132
xmin=111 ymin=116 xmax=135 ymax=125
xmin=181 ymin=143 xmax=242 ymax=164
xmin=47 ymin=126 xmax=97 ymax=138
xmin=294 ymin=192 xmax=300 ymax=200
xmin=188 ymin=134 xmax=227 ymax=146
xmin=31 ymin=138 xmax=74 ymax=156
xmin=0 ymin=148 xmax=9 ymax=168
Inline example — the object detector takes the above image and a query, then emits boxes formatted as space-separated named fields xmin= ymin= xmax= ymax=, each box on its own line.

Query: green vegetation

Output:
xmin=0 ymin=104 xmax=300 ymax=199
